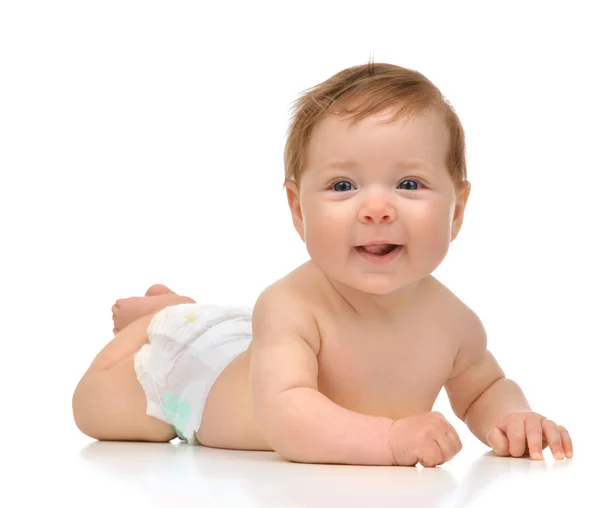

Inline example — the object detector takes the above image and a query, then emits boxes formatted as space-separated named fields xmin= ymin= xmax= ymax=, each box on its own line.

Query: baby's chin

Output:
xmin=353 ymin=279 xmax=414 ymax=296
xmin=329 ymin=271 xmax=416 ymax=297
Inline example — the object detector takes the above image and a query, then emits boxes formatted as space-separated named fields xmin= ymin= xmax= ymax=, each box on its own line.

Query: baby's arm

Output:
xmin=250 ymin=287 xmax=396 ymax=466
xmin=444 ymin=309 xmax=531 ymax=445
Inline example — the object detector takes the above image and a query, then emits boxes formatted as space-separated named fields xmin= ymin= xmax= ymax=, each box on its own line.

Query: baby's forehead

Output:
xmin=306 ymin=110 xmax=449 ymax=170
xmin=307 ymin=127 xmax=448 ymax=171
xmin=313 ymin=109 xmax=447 ymax=148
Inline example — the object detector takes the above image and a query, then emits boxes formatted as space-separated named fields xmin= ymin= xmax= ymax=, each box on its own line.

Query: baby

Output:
xmin=73 ymin=62 xmax=573 ymax=467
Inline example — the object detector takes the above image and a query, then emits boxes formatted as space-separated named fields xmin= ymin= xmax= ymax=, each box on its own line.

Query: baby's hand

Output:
xmin=389 ymin=411 xmax=462 ymax=467
xmin=486 ymin=411 xmax=573 ymax=460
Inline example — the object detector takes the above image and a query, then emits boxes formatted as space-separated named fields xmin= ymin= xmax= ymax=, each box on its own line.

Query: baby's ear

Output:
xmin=285 ymin=181 xmax=305 ymax=241
xmin=451 ymin=180 xmax=471 ymax=242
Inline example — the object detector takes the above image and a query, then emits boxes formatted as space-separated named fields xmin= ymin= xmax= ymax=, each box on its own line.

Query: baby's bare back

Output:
xmin=195 ymin=263 xmax=464 ymax=450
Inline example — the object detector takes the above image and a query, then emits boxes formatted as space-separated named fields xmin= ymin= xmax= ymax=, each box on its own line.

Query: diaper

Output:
xmin=133 ymin=303 xmax=253 ymax=444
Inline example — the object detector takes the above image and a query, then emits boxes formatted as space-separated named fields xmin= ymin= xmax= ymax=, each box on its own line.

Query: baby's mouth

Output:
xmin=356 ymin=244 xmax=402 ymax=256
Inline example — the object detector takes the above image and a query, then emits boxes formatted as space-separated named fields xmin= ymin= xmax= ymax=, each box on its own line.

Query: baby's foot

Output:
xmin=144 ymin=284 xmax=174 ymax=297
xmin=112 ymin=284 xmax=196 ymax=334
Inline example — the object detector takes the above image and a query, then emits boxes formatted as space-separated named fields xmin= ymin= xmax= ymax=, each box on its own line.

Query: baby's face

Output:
xmin=290 ymin=108 xmax=468 ymax=295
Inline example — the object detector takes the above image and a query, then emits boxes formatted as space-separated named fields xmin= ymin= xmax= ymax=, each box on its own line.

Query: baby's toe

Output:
xmin=112 ymin=297 xmax=139 ymax=330
xmin=112 ymin=298 xmax=127 ymax=314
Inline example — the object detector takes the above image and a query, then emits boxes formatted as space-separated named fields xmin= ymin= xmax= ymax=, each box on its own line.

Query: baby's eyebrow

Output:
xmin=321 ymin=159 xmax=434 ymax=172
xmin=322 ymin=160 xmax=360 ymax=170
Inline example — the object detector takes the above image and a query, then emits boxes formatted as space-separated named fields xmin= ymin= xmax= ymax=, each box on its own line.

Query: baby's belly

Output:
xmin=195 ymin=349 xmax=271 ymax=450
xmin=321 ymin=383 xmax=440 ymax=421
xmin=317 ymin=363 xmax=450 ymax=420
xmin=195 ymin=351 xmax=445 ymax=450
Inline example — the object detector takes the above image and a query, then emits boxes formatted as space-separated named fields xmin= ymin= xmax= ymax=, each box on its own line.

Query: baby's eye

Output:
xmin=332 ymin=180 xmax=355 ymax=192
xmin=398 ymin=179 xmax=421 ymax=191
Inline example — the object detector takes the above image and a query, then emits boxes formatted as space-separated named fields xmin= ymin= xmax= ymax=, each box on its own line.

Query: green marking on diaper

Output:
xmin=174 ymin=427 xmax=188 ymax=442
xmin=162 ymin=391 xmax=191 ymax=435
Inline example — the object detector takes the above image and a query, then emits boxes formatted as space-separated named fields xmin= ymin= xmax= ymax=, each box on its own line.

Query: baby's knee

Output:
xmin=72 ymin=375 xmax=99 ymax=438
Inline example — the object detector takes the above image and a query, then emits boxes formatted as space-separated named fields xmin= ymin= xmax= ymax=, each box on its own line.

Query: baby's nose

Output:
xmin=359 ymin=200 xmax=396 ymax=224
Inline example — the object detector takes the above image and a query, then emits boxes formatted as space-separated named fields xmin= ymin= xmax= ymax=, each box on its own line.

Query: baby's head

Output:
xmin=283 ymin=62 xmax=471 ymax=296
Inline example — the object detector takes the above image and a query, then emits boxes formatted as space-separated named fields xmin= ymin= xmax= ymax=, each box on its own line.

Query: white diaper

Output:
xmin=133 ymin=303 xmax=253 ymax=444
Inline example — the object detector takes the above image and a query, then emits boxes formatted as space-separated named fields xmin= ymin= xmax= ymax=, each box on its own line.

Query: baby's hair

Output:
xmin=283 ymin=58 xmax=467 ymax=190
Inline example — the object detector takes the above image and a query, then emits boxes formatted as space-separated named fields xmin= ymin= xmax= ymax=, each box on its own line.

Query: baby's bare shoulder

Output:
xmin=427 ymin=277 xmax=487 ymax=373
xmin=425 ymin=276 xmax=479 ymax=320
xmin=252 ymin=264 xmax=323 ymax=354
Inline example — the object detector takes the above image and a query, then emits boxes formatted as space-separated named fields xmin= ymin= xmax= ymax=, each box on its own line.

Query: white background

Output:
xmin=1 ymin=1 xmax=598 ymax=506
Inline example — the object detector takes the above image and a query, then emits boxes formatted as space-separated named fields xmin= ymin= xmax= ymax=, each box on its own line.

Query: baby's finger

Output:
xmin=417 ymin=441 xmax=443 ymax=468
xmin=507 ymin=418 xmax=527 ymax=457
xmin=559 ymin=426 xmax=573 ymax=458
xmin=487 ymin=426 xmax=510 ymax=456
xmin=541 ymin=419 xmax=565 ymax=459
xmin=525 ymin=415 xmax=544 ymax=460
xmin=436 ymin=433 xmax=459 ymax=463
xmin=446 ymin=429 xmax=463 ymax=457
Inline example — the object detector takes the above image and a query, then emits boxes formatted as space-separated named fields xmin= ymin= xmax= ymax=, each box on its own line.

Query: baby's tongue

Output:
xmin=362 ymin=244 xmax=394 ymax=255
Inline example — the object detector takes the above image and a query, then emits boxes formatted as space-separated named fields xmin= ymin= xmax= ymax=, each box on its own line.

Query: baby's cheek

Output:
xmin=413 ymin=225 xmax=451 ymax=268
xmin=305 ymin=209 xmax=344 ymax=247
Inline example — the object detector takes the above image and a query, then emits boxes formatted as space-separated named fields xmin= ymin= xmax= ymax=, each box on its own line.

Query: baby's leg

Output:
xmin=72 ymin=314 xmax=176 ymax=442
xmin=112 ymin=284 xmax=195 ymax=334
xmin=111 ymin=284 xmax=196 ymax=335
